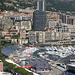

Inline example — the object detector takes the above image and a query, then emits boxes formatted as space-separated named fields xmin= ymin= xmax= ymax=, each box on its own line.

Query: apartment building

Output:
xmin=36 ymin=31 xmax=45 ymax=43
xmin=29 ymin=31 xmax=36 ymax=43
xmin=3 ymin=16 xmax=13 ymax=28
xmin=10 ymin=29 xmax=18 ymax=35
xmin=5 ymin=34 xmax=11 ymax=40
xmin=20 ymin=29 xmax=26 ymax=39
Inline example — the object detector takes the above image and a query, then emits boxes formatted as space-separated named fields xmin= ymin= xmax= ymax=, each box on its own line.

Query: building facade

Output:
xmin=29 ymin=31 xmax=36 ymax=43
xmin=20 ymin=29 xmax=26 ymax=39
xmin=59 ymin=13 xmax=73 ymax=25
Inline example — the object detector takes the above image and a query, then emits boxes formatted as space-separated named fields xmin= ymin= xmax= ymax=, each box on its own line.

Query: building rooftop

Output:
xmin=1 ymin=46 xmax=20 ymax=56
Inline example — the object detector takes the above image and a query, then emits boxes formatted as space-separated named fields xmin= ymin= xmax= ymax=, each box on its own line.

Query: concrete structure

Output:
xmin=47 ymin=20 xmax=57 ymax=28
xmin=5 ymin=34 xmax=11 ymax=40
xmin=10 ymin=29 xmax=18 ymax=35
xmin=54 ymin=25 xmax=62 ymax=32
xmin=10 ymin=15 xmax=22 ymax=21
xmin=61 ymin=24 xmax=68 ymax=32
xmin=59 ymin=13 xmax=73 ymax=25
xmin=29 ymin=31 xmax=36 ymax=43
xmin=68 ymin=25 xmax=75 ymax=40
xmin=21 ymin=21 xmax=32 ymax=30
xmin=3 ymin=16 xmax=13 ymax=28
xmin=15 ymin=21 xmax=21 ymax=31
xmin=11 ymin=39 xmax=17 ymax=44
xmin=2 ymin=31 xmax=9 ymax=36
xmin=0 ymin=19 xmax=2 ymax=27
xmin=28 ymin=31 xmax=66 ymax=44
xmin=54 ymin=24 xmax=68 ymax=33
xmin=15 ymin=19 xmax=32 ymax=31
xmin=20 ymin=29 xmax=26 ymax=39
xmin=62 ymin=32 xmax=70 ymax=40
xmin=45 ymin=31 xmax=51 ymax=42
xmin=73 ymin=18 xmax=75 ymax=25
xmin=55 ymin=32 xmax=62 ymax=41
xmin=19 ymin=39 xmax=28 ymax=45
xmin=36 ymin=31 xmax=45 ymax=43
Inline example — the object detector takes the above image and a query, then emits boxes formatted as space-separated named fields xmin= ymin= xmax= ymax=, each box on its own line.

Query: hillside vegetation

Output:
xmin=0 ymin=0 xmax=75 ymax=12
xmin=46 ymin=0 xmax=75 ymax=11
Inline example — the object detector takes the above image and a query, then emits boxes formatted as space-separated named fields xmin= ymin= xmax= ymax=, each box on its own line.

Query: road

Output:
xmin=38 ymin=65 xmax=63 ymax=75
xmin=50 ymin=65 xmax=63 ymax=75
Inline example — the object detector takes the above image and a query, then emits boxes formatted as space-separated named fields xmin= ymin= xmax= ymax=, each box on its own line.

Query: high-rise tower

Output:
xmin=37 ymin=0 xmax=46 ymax=11
xmin=33 ymin=0 xmax=47 ymax=31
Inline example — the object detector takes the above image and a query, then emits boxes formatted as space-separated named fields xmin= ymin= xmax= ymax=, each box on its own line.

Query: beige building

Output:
xmin=19 ymin=39 xmax=28 ymax=45
xmin=68 ymin=25 xmax=75 ymax=39
xmin=29 ymin=31 xmax=65 ymax=43
xmin=28 ymin=30 xmax=71 ymax=44
xmin=51 ymin=31 xmax=55 ymax=40
xmin=21 ymin=21 xmax=31 ymax=30
xmin=2 ymin=31 xmax=9 ymax=36
xmin=45 ymin=31 xmax=51 ymax=42
xmin=47 ymin=20 xmax=59 ymax=28
xmin=5 ymin=34 xmax=11 ymax=40
xmin=10 ymin=29 xmax=18 ymax=35
xmin=55 ymin=32 xmax=62 ymax=40
xmin=3 ymin=16 xmax=13 ymax=28
xmin=29 ymin=31 xmax=36 ymax=43
xmin=62 ymin=32 xmax=70 ymax=40
xmin=73 ymin=18 xmax=75 ymax=25
xmin=15 ymin=22 xmax=21 ymax=31
xmin=11 ymin=39 xmax=17 ymax=44
xmin=15 ymin=20 xmax=32 ymax=31
xmin=47 ymin=11 xmax=60 ymax=20
xmin=36 ymin=31 xmax=62 ymax=43
xmin=20 ymin=29 xmax=26 ymax=39
xmin=36 ymin=31 xmax=45 ymax=43
xmin=0 ymin=15 xmax=3 ymax=19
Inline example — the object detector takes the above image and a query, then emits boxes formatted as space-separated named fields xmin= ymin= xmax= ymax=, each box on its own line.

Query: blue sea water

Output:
xmin=64 ymin=71 xmax=75 ymax=75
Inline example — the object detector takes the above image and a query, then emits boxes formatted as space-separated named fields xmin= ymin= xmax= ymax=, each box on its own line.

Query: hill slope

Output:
xmin=46 ymin=0 xmax=75 ymax=11
xmin=0 ymin=0 xmax=75 ymax=12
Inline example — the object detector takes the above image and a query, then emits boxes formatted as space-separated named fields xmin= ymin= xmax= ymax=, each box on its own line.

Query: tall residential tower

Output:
xmin=33 ymin=0 xmax=47 ymax=31
xmin=37 ymin=0 xmax=46 ymax=11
